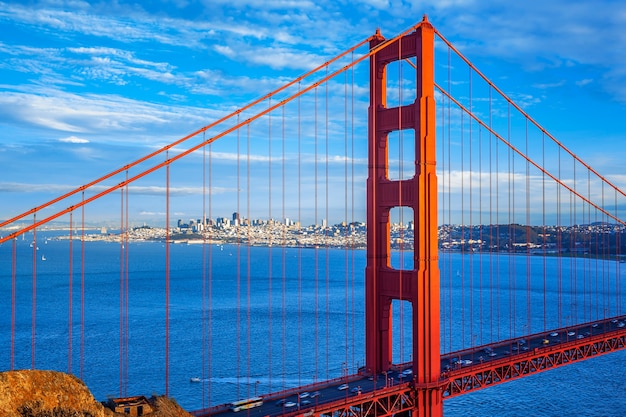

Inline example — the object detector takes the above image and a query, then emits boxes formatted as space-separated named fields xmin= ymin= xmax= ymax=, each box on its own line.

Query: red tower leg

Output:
xmin=365 ymin=15 xmax=442 ymax=417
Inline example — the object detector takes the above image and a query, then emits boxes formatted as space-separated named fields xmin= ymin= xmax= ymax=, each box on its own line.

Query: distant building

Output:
xmin=105 ymin=395 xmax=153 ymax=416
xmin=217 ymin=217 xmax=231 ymax=228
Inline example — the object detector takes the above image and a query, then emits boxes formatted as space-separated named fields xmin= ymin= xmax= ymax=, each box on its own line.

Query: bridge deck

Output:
xmin=192 ymin=315 xmax=626 ymax=417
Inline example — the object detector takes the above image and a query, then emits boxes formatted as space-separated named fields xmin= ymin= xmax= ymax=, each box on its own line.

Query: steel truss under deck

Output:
xmin=276 ymin=329 xmax=626 ymax=417
xmin=443 ymin=330 xmax=626 ymax=398
xmin=280 ymin=386 xmax=415 ymax=417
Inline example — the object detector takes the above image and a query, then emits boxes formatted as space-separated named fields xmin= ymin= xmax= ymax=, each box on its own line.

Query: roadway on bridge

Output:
xmin=198 ymin=315 xmax=626 ymax=417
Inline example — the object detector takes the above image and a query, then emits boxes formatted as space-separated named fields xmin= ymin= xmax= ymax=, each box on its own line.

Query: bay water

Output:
xmin=0 ymin=232 xmax=624 ymax=415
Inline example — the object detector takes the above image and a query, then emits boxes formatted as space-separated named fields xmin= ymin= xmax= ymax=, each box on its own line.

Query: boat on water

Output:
xmin=41 ymin=255 xmax=46 ymax=261
xmin=190 ymin=377 xmax=201 ymax=382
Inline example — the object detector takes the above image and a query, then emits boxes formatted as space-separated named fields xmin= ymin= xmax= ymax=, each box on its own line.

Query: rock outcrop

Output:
xmin=0 ymin=370 xmax=191 ymax=417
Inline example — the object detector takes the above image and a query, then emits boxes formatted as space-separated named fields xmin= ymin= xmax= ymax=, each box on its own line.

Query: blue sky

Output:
xmin=1 ymin=0 xmax=626 ymax=227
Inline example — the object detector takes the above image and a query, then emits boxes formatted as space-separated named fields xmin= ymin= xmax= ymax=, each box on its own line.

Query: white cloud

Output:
xmin=533 ymin=81 xmax=566 ymax=90
xmin=213 ymin=45 xmax=236 ymax=59
xmin=0 ymin=88 xmax=217 ymax=142
xmin=576 ymin=79 xmax=593 ymax=87
xmin=0 ymin=181 xmax=234 ymax=196
xmin=59 ymin=135 xmax=89 ymax=143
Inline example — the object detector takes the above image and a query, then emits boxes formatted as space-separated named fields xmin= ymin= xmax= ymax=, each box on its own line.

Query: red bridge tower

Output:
xmin=365 ymin=16 xmax=442 ymax=416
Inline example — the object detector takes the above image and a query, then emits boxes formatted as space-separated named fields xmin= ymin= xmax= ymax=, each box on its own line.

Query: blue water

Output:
xmin=1 ymin=232 xmax=625 ymax=415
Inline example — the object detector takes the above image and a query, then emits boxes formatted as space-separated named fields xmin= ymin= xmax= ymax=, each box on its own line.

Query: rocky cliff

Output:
xmin=0 ymin=370 xmax=192 ymax=417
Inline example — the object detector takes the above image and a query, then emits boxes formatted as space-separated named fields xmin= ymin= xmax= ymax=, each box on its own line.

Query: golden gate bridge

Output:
xmin=1 ymin=16 xmax=625 ymax=416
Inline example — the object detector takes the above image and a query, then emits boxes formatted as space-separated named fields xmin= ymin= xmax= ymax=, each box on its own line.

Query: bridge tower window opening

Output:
xmin=387 ymin=129 xmax=416 ymax=181
xmin=391 ymin=299 xmax=413 ymax=365
xmin=389 ymin=206 xmax=414 ymax=271
xmin=384 ymin=59 xmax=417 ymax=109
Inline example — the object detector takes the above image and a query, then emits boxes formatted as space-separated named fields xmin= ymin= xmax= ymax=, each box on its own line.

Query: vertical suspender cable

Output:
xmin=571 ymin=160 xmax=577 ymax=325
xmin=119 ymin=190 xmax=124 ymax=395
xmin=542 ymin=134 xmax=547 ymax=331
xmin=165 ymin=153 xmax=170 ymax=397
xmin=314 ymin=86 xmax=319 ymax=382
xmin=617 ymin=189 xmax=621 ymax=315
xmin=344 ymin=65 xmax=349 ymax=372
xmin=297 ymin=82 xmax=303 ymax=387
xmin=246 ymin=124 xmax=252 ymax=398
xmin=119 ymin=174 xmax=129 ymax=396
xmin=615 ymin=189 xmax=621 ymax=315
xmin=236 ymin=116 xmax=242 ymax=400
xmin=125 ymin=174 xmax=130 ymax=389
xmin=468 ymin=66 xmax=473 ymax=349
xmin=81 ymin=192 xmax=85 ymax=380
xmin=459 ymin=103 xmax=464 ymax=349
xmin=526 ymin=119 xmax=531 ymax=335
xmin=268 ymin=98 xmax=274 ymax=392
xmin=325 ymin=66 xmax=330 ymax=378
xmin=478 ymin=125 xmax=484 ymax=346
xmin=201 ymin=133 xmax=208 ymax=409
xmin=587 ymin=169 xmax=588 ymax=320
xmin=343 ymin=65 xmax=354 ymax=365
xmin=232 ymin=114 xmax=243 ymax=399
xmin=11 ymin=238 xmax=16 ymax=370
xmin=585 ymin=169 xmax=590 ymax=322
xmin=495 ymin=92 xmax=501 ymax=342
xmin=68 ymin=211 xmax=73 ymax=374
xmin=557 ymin=147 xmax=563 ymax=327
xmin=511 ymin=109 xmax=517 ymax=336
xmin=246 ymin=119 xmax=256 ymax=391
xmin=600 ymin=181 xmax=604 ymax=318
xmin=398 ymin=41 xmax=404 ymax=364
xmin=489 ymin=86 xmax=494 ymax=343
xmin=207 ymin=140 xmax=214 ymax=406
xmin=459 ymin=74 xmax=465 ymax=347
xmin=588 ymin=169 xmax=593 ymax=321
xmin=595 ymin=175 xmax=600 ymax=318
xmin=438 ymin=67 xmax=447 ymax=352
xmin=577 ymin=167 xmax=592 ymax=322
xmin=597 ymin=181 xmax=608 ymax=315
xmin=243 ymin=121 xmax=252 ymax=396
xmin=602 ymin=183 xmax=608 ymax=317
xmin=32 ymin=214 xmax=37 ymax=369
xmin=350 ymin=56 xmax=356 ymax=369
xmin=281 ymin=104 xmax=287 ymax=392
xmin=447 ymin=47 xmax=453 ymax=352
xmin=436 ymin=47 xmax=444 ymax=353
xmin=507 ymin=103 xmax=514 ymax=339
xmin=242 ymin=118 xmax=249 ymax=399
xmin=602 ymin=182 xmax=608 ymax=315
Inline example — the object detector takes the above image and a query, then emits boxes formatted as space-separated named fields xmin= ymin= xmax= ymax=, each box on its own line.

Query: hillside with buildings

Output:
xmin=88 ymin=215 xmax=626 ymax=259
